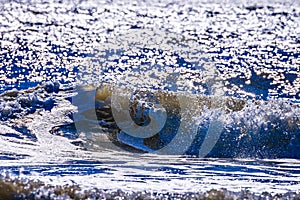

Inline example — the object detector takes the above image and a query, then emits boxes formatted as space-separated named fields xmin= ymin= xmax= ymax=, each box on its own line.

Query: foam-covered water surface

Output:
xmin=0 ymin=0 xmax=300 ymax=198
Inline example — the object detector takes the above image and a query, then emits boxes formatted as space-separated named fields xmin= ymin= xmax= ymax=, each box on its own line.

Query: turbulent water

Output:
xmin=0 ymin=0 xmax=300 ymax=198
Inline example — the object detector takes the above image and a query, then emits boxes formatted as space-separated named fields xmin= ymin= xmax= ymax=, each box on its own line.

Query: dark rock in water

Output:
xmin=49 ymin=123 xmax=79 ymax=140
xmin=0 ymin=89 xmax=19 ymax=99
xmin=244 ymin=6 xmax=264 ymax=11
xmin=44 ymin=82 xmax=60 ymax=93
xmin=18 ymin=94 xmax=40 ymax=108
xmin=70 ymin=140 xmax=85 ymax=147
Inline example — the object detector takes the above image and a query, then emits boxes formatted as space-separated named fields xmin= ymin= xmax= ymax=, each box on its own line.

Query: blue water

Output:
xmin=0 ymin=0 xmax=300 ymax=197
